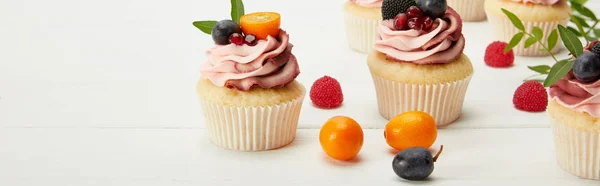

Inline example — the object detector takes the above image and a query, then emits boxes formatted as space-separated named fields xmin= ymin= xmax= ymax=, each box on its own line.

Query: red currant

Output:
xmin=406 ymin=6 xmax=423 ymax=19
xmin=229 ymin=33 xmax=244 ymax=45
xmin=421 ymin=17 xmax=433 ymax=31
xmin=244 ymin=34 xmax=257 ymax=46
xmin=394 ymin=13 xmax=409 ymax=30
xmin=408 ymin=18 xmax=422 ymax=31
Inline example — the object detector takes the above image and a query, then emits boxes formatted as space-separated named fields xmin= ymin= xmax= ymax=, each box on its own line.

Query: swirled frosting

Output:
xmin=200 ymin=30 xmax=300 ymax=91
xmin=511 ymin=0 xmax=559 ymax=5
xmin=349 ymin=0 xmax=383 ymax=7
xmin=549 ymin=72 xmax=600 ymax=118
xmin=374 ymin=7 xmax=465 ymax=64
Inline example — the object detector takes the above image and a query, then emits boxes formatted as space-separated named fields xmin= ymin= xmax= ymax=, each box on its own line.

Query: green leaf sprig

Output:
xmin=502 ymin=9 xmax=585 ymax=87
xmin=192 ymin=0 xmax=245 ymax=34
xmin=567 ymin=0 xmax=599 ymax=44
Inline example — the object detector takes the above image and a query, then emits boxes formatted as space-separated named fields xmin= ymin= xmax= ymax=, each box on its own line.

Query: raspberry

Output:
xmin=485 ymin=41 xmax=514 ymax=68
xmin=310 ymin=76 xmax=343 ymax=109
xmin=513 ymin=81 xmax=548 ymax=112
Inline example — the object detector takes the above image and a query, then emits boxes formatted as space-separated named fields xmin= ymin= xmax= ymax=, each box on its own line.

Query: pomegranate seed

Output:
xmin=394 ymin=14 xmax=409 ymax=30
xmin=229 ymin=33 xmax=244 ymax=45
xmin=408 ymin=17 xmax=422 ymax=31
xmin=406 ymin=6 xmax=423 ymax=19
xmin=244 ymin=34 xmax=257 ymax=46
xmin=422 ymin=17 xmax=433 ymax=31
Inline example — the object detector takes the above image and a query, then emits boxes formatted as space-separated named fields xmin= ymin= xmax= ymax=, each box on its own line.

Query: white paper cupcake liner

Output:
xmin=448 ymin=0 xmax=486 ymax=22
xmin=371 ymin=73 xmax=473 ymax=127
xmin=199 ymin=94 xmax=305 ymax=151
xmin=552 ymin=120 xmax=600 ymax=180
xmin=487 ymin=14 xmax=568 ymax=56
xmin=344 ymin=10 xmax=380 ymax=54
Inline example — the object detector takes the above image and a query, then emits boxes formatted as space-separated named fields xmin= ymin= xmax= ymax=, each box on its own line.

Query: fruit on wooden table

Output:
xmin=384 ymin=111 xmax=437 ymax=151
xmin=319 ymin=116 xmax=364 ymax=161
xmin=392 ymin=146 xmax=443 ymax=180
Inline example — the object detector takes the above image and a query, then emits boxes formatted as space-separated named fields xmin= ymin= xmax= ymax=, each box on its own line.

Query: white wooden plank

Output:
xmin=0 ymin=128 xmax=597 ymax=185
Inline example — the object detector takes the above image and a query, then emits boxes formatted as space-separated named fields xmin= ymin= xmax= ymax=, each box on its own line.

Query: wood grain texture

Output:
xmin=0 ymin=128 xmax=598 ymax=185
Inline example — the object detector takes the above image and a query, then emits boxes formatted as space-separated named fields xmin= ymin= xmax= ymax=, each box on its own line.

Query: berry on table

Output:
xmin=320 ymin=116 xmax=364 ymax=161
xmin=484 ymin=41 xmax=514 ymax=68
xmin=394 ymin=13 xmax=409 ymax=30
xmin=573 ymin=52 xmax=600 ymax=83
xmin=406 ymin=6 xmax=423 ymax=19
xmin=392 ymin=146 xmax=444 ymax=180
xmin=416 ymin=0 xmax=447 ymax=19
xmin=240 ymin=12 xmax=281 ymax=40
xmin=244 ymin=34 xmax=257 ymax=46
xmin=229 ymin=33 xmax=244 ymax=45
xmin=211 ymin=20 xmax=242 ymax=45
xmin=513 ymin=81 xmax=548 ymax=112
xmin=310 ymin=76 xmax=344 ymax=108
xmin=382 ymin=0 xmax=417 ymax=20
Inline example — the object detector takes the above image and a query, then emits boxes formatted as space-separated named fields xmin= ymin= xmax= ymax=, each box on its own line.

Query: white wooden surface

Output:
xmin=1 ymin=0 xmax=600 ymax=185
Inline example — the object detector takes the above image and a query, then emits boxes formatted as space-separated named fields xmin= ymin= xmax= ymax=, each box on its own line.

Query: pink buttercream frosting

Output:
xmin=511 ymin=0 xmax=559 ymax=5
xmin=350 ymin=0 xmax=383 ymax=7
xmin=200 ymin=30 xmax=300 ymax=91
xmin=549 ymin=72 xmax=600 ymax=118
xmin=374 ymin=7 xmax=465 ymax=64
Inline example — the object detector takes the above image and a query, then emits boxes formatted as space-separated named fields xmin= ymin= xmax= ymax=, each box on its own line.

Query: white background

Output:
xmin=1 ymin=0 xmax=600 ymax=185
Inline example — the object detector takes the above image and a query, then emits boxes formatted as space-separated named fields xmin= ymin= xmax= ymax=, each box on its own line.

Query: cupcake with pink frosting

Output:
xmin=344 ymin=0 xmax=383 ymax=53
xmin=547 ymin=41 xmax=600 ymax=179
xmin=367 ymin=0 xmax=474 ymax=127
xmin=194 ymin=12 xmax=305 ymax=151
xmin=485 ymin=0 xmax=571 ymax=56
xmin=448 ymin=0 xmax=486 ymax=21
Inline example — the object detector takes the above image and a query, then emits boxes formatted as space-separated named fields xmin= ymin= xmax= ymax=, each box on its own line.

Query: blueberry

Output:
xmin=573 ymin=52 xmax=600 ymax=83
xmin=416 ymin=0 xmax=447 ymax=19
xmin=211 ymin=20 xmax=242 ymax=45
xmin=392 ymin=147 xmax=440 ymax=181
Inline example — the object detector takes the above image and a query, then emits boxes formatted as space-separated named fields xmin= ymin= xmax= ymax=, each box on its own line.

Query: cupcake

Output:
xmin=344 ymin=0 xmax=383 ymax=53
xmin=448 ymin=0 xmax=486 ymax=21
xmin=195 ymin=12 xmax=305 ymax=151
xmin=368 ymin=0 xmax=474 ymax=127
xmin=547 ymin=43 xmax=600 ymax=179
xmin=485 ymin=0 xmax=571 ymax=56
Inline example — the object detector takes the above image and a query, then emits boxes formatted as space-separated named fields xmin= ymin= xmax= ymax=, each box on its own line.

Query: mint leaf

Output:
xmin=506 ymin=32 xmax=524 ymax=52
xmin=558 ymin=25 xmax=584 ymax=58
xmin=532 ymin=26 xmax=544 ymax=41
xmin=193 ymin=20 xmax=217 ymax=34
xmin=230 ymin=0 xmax=245 ymax=24
xmin=567 ymin=26 xmax=583 ymax=36
xmin=544 ymin=59 xmax=573 ymax=87
xmin=570 ymin=0 xmax=588 ymax=4
xmin=528 ymin=65 xmax=551 ymax=74
xmin=502 ymin=9 xmax=524 ymax=31
xmin=524 ymin=36 xmax=537 ymax=48
xmin=548 ymin=29 xmax=558 ymax=51
xmin=572 ymin=3 xmax=597 ymax=21
xmin=572 ymin=15 xmax=590 ymax=28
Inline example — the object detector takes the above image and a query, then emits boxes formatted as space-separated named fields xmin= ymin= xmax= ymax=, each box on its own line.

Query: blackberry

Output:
xmin=382 ymin=0 xmax=417 ymax=20
xmin=592 ymin=42 xmax=600 ymax=55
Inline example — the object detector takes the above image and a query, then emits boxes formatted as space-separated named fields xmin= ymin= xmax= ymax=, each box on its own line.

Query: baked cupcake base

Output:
xmin=548 ymin=100 xmax=600 ymax=180
xmin=197 ymin=79 xmax=306 ymax=151
xmin=485 ymin=0 xmax=570 ymax=56
xmin=449 ymin=0 xmax=486 ymax=22
xmin=368 ymin=51 xmax=474 ymax=127
xmin=344 ymin=2 xmax=382 ymax=54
